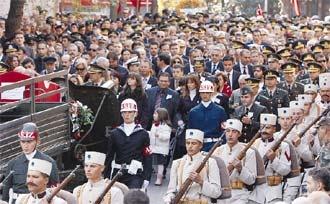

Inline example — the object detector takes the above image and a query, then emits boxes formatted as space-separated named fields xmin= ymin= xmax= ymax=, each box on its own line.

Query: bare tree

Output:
xmin=5 ymin=0 xmax=26 ymax=38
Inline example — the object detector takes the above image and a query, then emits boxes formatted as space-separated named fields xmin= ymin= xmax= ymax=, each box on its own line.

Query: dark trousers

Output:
xmin=112 ymin=169 xmax=144 ymax=189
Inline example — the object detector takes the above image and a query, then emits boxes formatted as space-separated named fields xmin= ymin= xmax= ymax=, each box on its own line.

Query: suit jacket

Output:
xmin=183 ymin=63 xmax=193 ymax=75
xmin=234 ymin=103 xmax=268 ymax=143
xmin=146 ymin=86 xmax=180 ymax=129
xmin=258 ymin=88 xmax=290 ymax=115
xmin=233 ymin=63 xmax=254 ymax=77
xmin=277 ymin=81 xmax=304 ymax=101
xmin=225 ymin=70 xmax=241 ymax=91
xmin=205 ymin=61 xmax=224 ymax=74
xmin=159 ymin=66 xmax=173 ymax=77
xmin=144 ymin=76 xmax=158 ymax=90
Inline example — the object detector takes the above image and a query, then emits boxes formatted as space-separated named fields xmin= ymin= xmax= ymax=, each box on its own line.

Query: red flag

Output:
xmin=256 ymin=4 xmax=263 ymax=16
xmin=291 ymin=0 xmax=301 ymax=16
xmin=130 ymin=0 xmax=141 ymax=10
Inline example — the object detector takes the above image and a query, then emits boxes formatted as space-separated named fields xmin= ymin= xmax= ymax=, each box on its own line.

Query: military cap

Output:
xmin=300 ymin=25 xmax=310 ymax=33
xmin=281 ymin=62 xmax=297 ymax=73
xmin=88 ymin=63 xmax=106 ymax=73
xmin=132 ymin=23 xmax=143 ymax=31
xmin=292 ymin=40 xmax=306 ymax=50
xmin=240 ymin=86 xmax=254 ymax=95
xmin=264 ymin=70 xmax=279 ymax=79
xmin=44 ymin=56 xmax=57 ymax=64
xmin=198 ymin=27 xmax=206 ymax=33
xmin=129 ymin=32 xmax=142 ymax=39
xmin=313 ymin=25 xmax=324 ymax=32
xmin=262 ymin=45 xmax=275 ymax=55
xmin=311 ymin=44 xmax=324 ymax=53
xmin=267 ymin=53 xmax=281 ymax=61
xmin=189 ymin=37 xmax=199 ymax=45
xmin=245 ymin=78 xmax=260 ymax=87
xmin=85 ymin=20 xmax=94 ymax=25
xmin=232 ymin=40 xmax=247 ymax=49
xmin=288 ymin=58 xmax=302 ymax=66
xmin=301 ymin=52 xmax=315 ymax=62
xmin=277 ymin=48 xmax=291 ymax=58
xmin=319 ymin=39 xmax=330 ymax=49
xmin=70 ymin=32 xmax=83 ymax=40
xmin=0 ymin=62 xmax=9 ymax=73
xmin=307 ymin=62 xmax=322 ymax=73
xmin=182 ymin=24 xmax=191 ymax=32
xmin=126 ymin=57 xmax=140 ymax=67
xmin=193 ymin=57 xmax=205 ymax=67
xmin=4 ymin=43 xmax=18 ymax=53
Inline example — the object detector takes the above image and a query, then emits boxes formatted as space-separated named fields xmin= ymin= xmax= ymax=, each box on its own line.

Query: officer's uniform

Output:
xmin=84 ymin=63 xmax=106 ymax=87
xmin=16 ymin=159 xmax=66 ymax=204
xmin=300 ymin=62 xmax=322 ymax=86
xmin=164 ymin=129 xmax=221 ymax=204
xmin=2 ymin=123 xmax=59 ymax=204
xmin=253 ymin=114 xmax=291 ymax=204
xmin=213 ymin=119 xmax=257 ymax=204
xmin=73 ymin=151 xmax=126 ymax=204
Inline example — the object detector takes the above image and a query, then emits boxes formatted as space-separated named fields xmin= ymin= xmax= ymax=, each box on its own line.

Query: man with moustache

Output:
xmin=15 ymin=159 xmax=65 ymax=204
xmin=317 ymin=73 xmax=330 ymax=113
xmin=2 ymin=123 xmax=59 ymax=204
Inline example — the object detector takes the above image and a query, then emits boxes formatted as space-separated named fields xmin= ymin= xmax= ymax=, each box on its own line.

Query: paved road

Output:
xmin=147 ymin=169 xmax=170 ymax=204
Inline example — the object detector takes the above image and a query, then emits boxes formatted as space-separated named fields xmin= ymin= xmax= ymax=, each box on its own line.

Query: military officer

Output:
xmin=84 ymin=63 xmax=106 ymax=86
xmin=163 ymin=129 xmax=221 ymax=204
xmin=213 ymin=119 xmax=257 ymax=204
xmin=234 ymin=86 xmax=268 ymax=143
xmin=277 ymin=62 xmax=304 ymax=101
xmin=15 ymin=159 xmax=66 ymax=204
xmin=2 ymin=123 xmax=59 ymax=204
xmin=258 ymin=70 xmax=290 ymax=116
xmin=193 ymin=57 xmax=211 ymax=82
xmin=253 ymin=114 xmax=291 ymax=203
xmin=300 ymin=62 xmax=322 ymax=86
xmin=73 ymin=151 xmax=127 ymax=204
xmin=104 ymin=99 xmax=152 ymax=189
xmin=245 ymin=78 xmax=272 ymax=113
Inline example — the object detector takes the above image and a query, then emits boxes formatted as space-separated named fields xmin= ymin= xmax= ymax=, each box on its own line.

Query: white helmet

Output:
xmin=199 ymin=80 xmax=214 ymax=93
xmin=120 ymin=98 xmax=138 ymax=112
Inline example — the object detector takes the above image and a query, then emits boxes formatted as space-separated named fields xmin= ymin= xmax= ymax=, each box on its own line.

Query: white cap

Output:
xmin=298 ymin=94 xmax=313 ymax=104
xmin=304 ymin=84 xmax=318 ymax=93
xmin=199 ymin=81 xmax=214 ymax=93
xmin=120 ymin=98 xmax=138 ymax=112
xmin=185 ymin=129 xmax=204 ymax=143
xmin=290 ymin=100 xmax=304 ymax=110
xmin=278 ymin=107 xmax=292 ymax=118
xmin=28 ymin=159 xmax=52 ymax=176
xmin=225 ymin=119 xmax=243 ymax=133
xmin=319 ymin=73 xmax=330 ymax=90
xmin=85 ymin=151 xmax=106 ymax=165
xmin=260 ymin=113 xmax=277 ymax=125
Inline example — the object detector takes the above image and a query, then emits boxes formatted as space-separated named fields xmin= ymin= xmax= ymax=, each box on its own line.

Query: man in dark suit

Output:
xmin=170 ymin=64 xmax=184 ymax=90
xmin=222 ymin=55 xmax=241 ymax=90
xmin=156 ymin=52 xmax=173 ymax=77
xmin=258 ymin=70 xmax=290 ymax=115
xmin=205 ymin=47 xmax=224 ymax=74
xmin=140 ymin=59 xmax=158 ymax=90
xmin=146 ymin=72 xmax=180 ymax=129
xmin=183 ymin=49 xmax=200 ymax=74
xmin=234 ymin=86 xmax=268 ymax=143
xmin=108 ymin=52 xmax=129 ymax=86
xmin=277 ymin=62 xmax=304 ymax=101
xmin=233 ymin=49 xmax=254 ymax=77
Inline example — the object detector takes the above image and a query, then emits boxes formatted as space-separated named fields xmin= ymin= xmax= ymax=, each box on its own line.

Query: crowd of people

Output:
xmin=0 ymin=5 xmax=330 ymax=204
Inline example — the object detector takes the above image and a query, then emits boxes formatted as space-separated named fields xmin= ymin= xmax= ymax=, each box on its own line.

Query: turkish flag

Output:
xmin=130 ymin=0 xmax=141 ymax=9
xmin=291 ymin=0 xmax=301 ymax=16
xmin=81 ymin=0 xmax=93 ymax=6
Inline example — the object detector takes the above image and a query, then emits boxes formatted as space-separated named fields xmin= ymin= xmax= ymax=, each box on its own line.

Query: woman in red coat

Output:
xmin=215 ymin=71 xmax=232 ymax=97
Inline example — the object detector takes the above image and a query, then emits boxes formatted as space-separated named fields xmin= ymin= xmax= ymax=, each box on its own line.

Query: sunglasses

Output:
xmin=89 ymin=49 xmax=97 ymax=52
xmin=76 ymin=67 xmax=85 ymax=71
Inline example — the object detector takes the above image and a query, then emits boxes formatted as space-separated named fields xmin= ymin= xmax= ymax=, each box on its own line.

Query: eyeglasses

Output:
xmin=76 ymin=67 xmax=85 ymax=71
xmin=89 ymin=49 xmax=97 ymax=52
xmin=157 ymin=35 xmax=165 ymax=38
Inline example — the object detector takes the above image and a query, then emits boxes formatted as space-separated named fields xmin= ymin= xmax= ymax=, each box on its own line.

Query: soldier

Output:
xmin=234 ymin=86 xmax=268 ymax=143
xmin=258 ymin=70 xmax=290 ymax=116
xmin=245 ymin=78 xmax=272 ymax=113
xmin=15 ymin=159 xmax=66 ymax=204
xmin=193 ymin=57 xmax=211 ymax=82
xmin=303 ymin=84 xmax=321 ymax=118
xmin=213 ymin=119 xmax=257 ymax=204
xmin=84 ymin=63 xmax=106 ymax=86
xmin=253 ymin=114 xmax=291 ymax=203
xmin=188 ymin=80 xmax=227 ymax=151
xmin=316 ymin=73 xmax=330 ymax=113
xmin=104 ymin=99 xmax=152 ymax=189
xmin=73 ymin=151 xmax=127 ymax=204
xmin=277 ymin=62 xmax=304 ymax=101
xmin=315 ymin=118 xmax=330 ymax=168
xmin=2 ymin=123 xmax=59 ymax=204
xmin=163 ymin=129 xmax=221 ymax=204
xmin=300 ymin=62 xmax=322 ymax=86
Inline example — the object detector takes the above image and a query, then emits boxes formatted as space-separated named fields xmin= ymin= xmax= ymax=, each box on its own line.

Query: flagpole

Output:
xmin=146 ymin=0 xmax=149 ymax=12
xmin=264 ymin=0 xmax=268 ymax=14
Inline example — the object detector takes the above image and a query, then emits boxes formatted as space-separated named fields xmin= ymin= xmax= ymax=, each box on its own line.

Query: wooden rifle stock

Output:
xmin=94 ymin=167 xmax=124 ymax=204
xmin=227 ymin=126 xmax=265 ymax=175
xmin=171 ymin=132 xmax=225 ymax=204
xmin=47 ymin=165 xmax=80 ymax=203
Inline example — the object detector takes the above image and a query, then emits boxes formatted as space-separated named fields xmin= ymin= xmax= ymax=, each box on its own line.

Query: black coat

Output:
xmin=258 ymin=88 xmax=290 ymax=115
xmin=205 ymin=61 xmax=224 ymax=74
xmin=233 ymin=63 xmax=254 ymax=77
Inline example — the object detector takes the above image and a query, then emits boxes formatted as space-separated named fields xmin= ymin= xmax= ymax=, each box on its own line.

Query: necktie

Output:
xmin=243 ymin=66 xmax=247 ymax=74
xmin=269 ymin=91 xmax=273 ymax=99
xmin=212 ymin=64 xmax=217 ymax=73
xmin=227 ymin=73 xmax=231 ymax=88
xmin=155 ymin=90 xmax=165 ymax=109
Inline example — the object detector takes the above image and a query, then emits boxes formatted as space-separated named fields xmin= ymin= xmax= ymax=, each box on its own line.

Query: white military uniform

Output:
xmin=214 ymin=143 xmax=257 ymax=204
xmin=15 ymin=190 xmax=66 ymax=204
xmin=73 ymin=179 xmax=124 ymax=204
xmin=163 ymin=129 xmax=221 ymax=204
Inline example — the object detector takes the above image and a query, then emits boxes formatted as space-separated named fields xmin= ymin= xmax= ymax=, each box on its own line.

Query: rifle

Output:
xmin=0 ymin=171 xmax=14 ymax=189
xmin=227 ymin=126 xmax=265 ymax=175
xmin=171 ymin=132 xmax=225 ymax=204
xmin=47 ymin=165 xmax=80 ymax=203
xmin=95 ymin=167 xmax=124 ymax=204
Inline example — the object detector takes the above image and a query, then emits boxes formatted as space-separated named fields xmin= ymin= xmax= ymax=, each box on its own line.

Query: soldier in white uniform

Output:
xmin=303 ymin=84 xmax=321 ymax=118
xmin=316 ymin=73 xmax=330 ymax=114
xmin=15 ymin=159 xmax=66 ymax=204
xmin=73 ymin=151 xmax=127 ymax=204
xmin=213 ymin=119 xmax=257 ymax=204
xmin=164 ymin=129 xmax=222 ymax=204
xmin=253 ymin=114 xmax=291 ymax=204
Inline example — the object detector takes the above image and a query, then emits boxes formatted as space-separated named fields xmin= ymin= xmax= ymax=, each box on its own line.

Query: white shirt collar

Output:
xmin=201 ymin=101 xmax=211 ymax=107
xmin=25 ymin=150 xmax=37 ymax=161
xmin=124 ymin=123 xmax=136 ymax=136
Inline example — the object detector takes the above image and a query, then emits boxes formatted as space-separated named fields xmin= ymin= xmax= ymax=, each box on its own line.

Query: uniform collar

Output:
xmin=261 ymin=137 xmax=275 ymax=143
xmin=201 ymin=101 xmax=211 ymax=108
xmin=187 ymin=152 xmax=203 ymax=162
xmin=25 ymin=150 xmax=37 ymax=161
xmin=87 ymin=178 xmax=105 ymax=188
xmin=32 ymin=191 xmax=47 ymax=199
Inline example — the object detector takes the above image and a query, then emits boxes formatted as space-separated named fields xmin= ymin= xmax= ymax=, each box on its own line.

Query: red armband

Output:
xmin=142 ymin=146 xmax=152 ymax=156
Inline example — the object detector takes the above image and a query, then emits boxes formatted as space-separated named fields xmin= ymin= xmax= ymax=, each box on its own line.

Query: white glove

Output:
xmin=141 ymin=180 xmax=149 ymax=191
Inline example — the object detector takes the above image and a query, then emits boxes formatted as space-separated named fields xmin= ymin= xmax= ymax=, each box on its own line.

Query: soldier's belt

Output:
xmin=266 ymin=176 xmax=283 ymax=186
xmin=179 ymin=198 xmax=208 ymax=204
xmin=230 ymin=180 xmax=246 ymax=189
